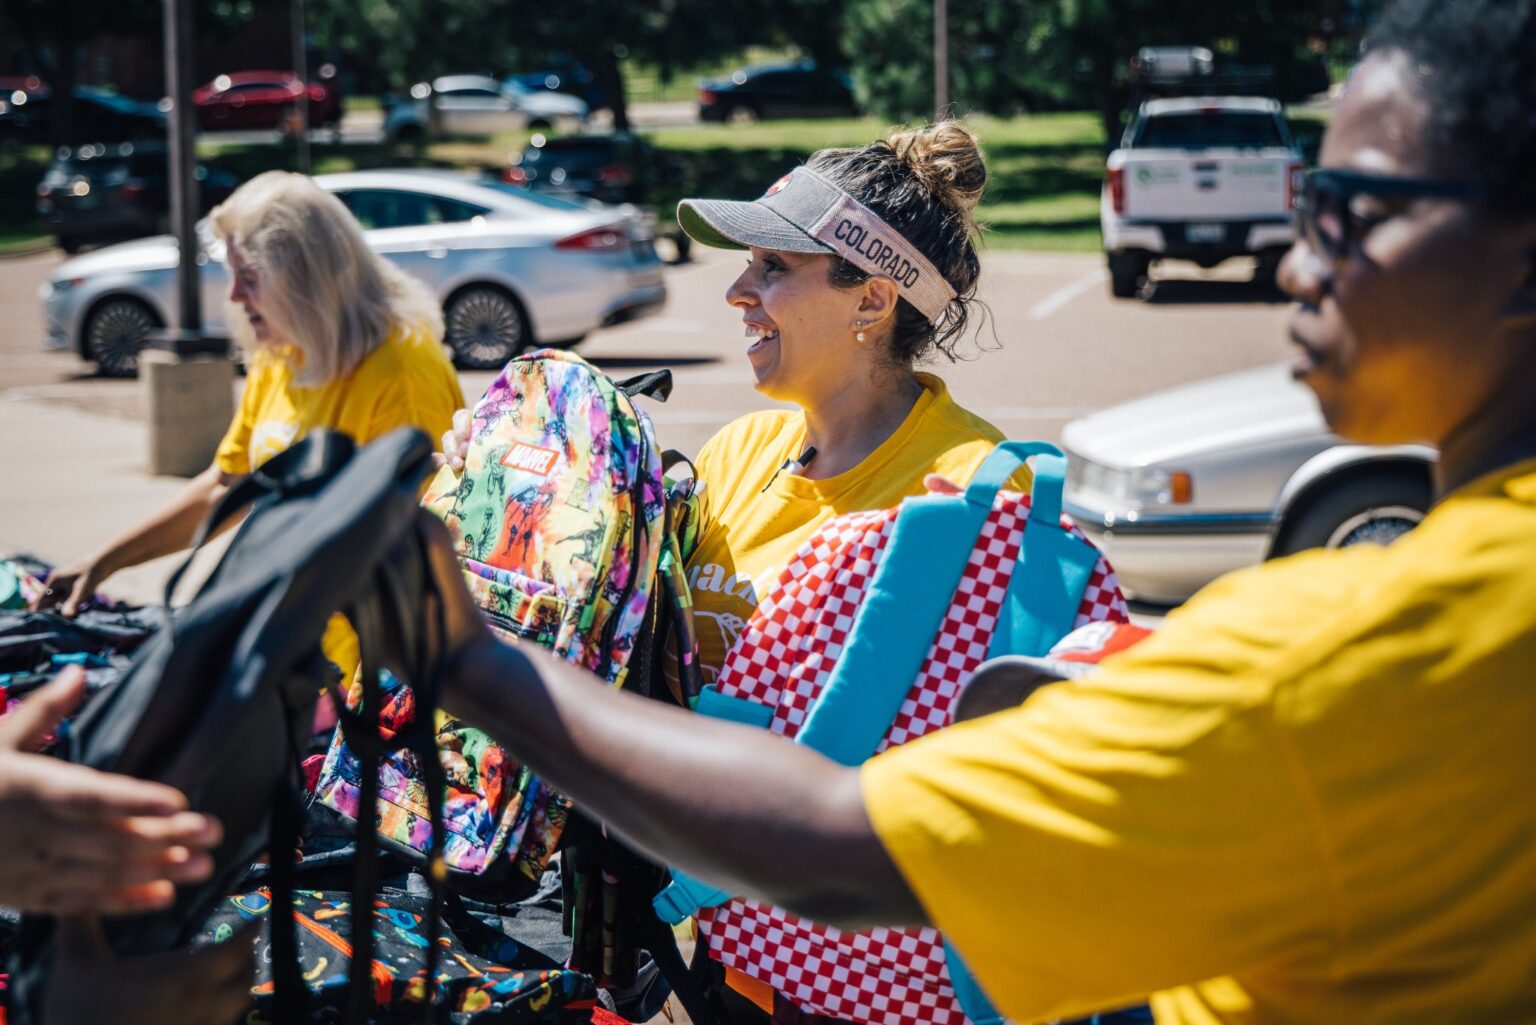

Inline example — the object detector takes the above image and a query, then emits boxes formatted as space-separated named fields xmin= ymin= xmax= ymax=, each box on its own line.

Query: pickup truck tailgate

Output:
xmin=1112 ymin=149 xmax=1296 ymax=221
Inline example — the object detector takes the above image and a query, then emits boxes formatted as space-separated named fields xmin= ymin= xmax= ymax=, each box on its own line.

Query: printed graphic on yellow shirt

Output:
xmin=687 ymin=561 xmax=780 ymax=684
xmin=248 ymin=419 xmax=301 ymax=470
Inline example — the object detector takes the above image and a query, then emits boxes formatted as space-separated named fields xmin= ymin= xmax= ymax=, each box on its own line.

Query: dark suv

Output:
xmin=697 ymin=61 xmax=856 ymax=124
xmin=505 ymin=133 xmax=691 ymax=261
xmin=35 ymin=142 xmax=238 ymax=252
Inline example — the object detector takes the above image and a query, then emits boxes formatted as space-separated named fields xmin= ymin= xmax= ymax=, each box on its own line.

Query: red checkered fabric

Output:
xmin=697 ymin=491 xmax=1128 ymax=1025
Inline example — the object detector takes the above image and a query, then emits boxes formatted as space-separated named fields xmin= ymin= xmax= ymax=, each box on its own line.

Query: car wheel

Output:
xmin=527 ymin=118 xmax=552 ymax=133
xmin=84 ymin=296 xmax=160 ymax=378
xmin=395 ymin=123 xmax=425 ymax=145
xmin=58 ymin=235 xmax=83 ymax=255
xmin=1107 ymin=252 xmax=1146 ymax=299
xmin=1273 ymin=470 xmax=1430 ymax=558
xmin=444 ymin=285 xmax=529 ymax=369
xmin=725 ymin=103 xmax=760 ymax=126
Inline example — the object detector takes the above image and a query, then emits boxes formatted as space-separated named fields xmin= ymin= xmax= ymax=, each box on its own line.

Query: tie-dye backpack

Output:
xmin=315 ymin=349 xmax=701 ymax=903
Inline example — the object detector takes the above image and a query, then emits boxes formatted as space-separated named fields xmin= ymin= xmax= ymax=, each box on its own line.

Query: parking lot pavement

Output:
xmin=1 ymin=244 xmax=1293 ymax=602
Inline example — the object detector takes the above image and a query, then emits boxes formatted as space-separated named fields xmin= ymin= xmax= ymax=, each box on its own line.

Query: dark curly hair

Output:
xmin=808 ymin=121 xmax=987 ymax=366
xmin=1363 ymin=0 xmax=1536 ymax=211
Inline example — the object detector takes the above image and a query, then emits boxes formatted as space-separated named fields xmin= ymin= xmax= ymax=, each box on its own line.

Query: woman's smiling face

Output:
xmin=726 ymin=247 xmax=877 ymax=405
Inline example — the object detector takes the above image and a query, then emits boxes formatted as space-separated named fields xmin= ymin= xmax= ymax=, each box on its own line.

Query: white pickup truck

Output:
xmin=1101 ymin=96 xmax=1303 ymax=298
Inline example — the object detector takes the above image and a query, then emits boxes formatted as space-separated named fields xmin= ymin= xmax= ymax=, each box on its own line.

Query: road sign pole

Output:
xmin=934 ymin=0 xmax=949 ymax=119
xmin=145 ymin=0 xmax=232 ymax=477
xmin=291 ymin=0 xmax=311 ymax=173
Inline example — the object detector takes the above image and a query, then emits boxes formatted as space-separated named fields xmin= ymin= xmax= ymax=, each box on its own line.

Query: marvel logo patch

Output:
xmin=499 ymin=442 xmax=560 ymax=476
xmin=764 ymin=173 xmax=793 ymax=197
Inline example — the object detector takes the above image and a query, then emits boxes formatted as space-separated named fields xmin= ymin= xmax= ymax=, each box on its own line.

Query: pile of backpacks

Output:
xmin=1 ymin=346 xmax=1127 ymax=1025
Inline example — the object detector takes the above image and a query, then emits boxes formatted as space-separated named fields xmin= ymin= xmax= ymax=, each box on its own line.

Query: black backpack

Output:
xmin=6 ymin=428 xmax=451 ymax=1025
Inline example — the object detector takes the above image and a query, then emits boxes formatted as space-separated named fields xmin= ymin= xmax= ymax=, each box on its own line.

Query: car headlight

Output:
xmin=1074 ymin=458 xmax=1192 ymax=508
xmin=45 ymin=277 xmax=83 ymax=298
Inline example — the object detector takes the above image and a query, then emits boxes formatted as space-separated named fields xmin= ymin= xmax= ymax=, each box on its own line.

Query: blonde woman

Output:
xmin=39 ymin=171 xmax=463 ymax=676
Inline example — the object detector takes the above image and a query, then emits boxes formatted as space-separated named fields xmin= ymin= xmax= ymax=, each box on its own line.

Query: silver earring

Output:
xmin=854 ymin=320 xmax=867 ymax=344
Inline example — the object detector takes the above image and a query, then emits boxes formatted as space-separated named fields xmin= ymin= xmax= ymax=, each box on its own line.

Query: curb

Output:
xmin=0 ymin=239 xmax=57 ymax=261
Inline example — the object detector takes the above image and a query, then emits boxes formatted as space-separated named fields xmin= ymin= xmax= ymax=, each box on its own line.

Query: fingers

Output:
xmin=0 ymin=666 xmax=87 ymax=751
xmin=25 ymin=879 xmax=180 ymax=916
xmin=42 ymin=809 xmax=220 ymax=862
xmin=924 ymin=473 xmax=962 ymax=495
xmin=442 ymin=407 xmax=472 ymax=471
xmin=30 ymin=758 xmax=191 ymax=819
xmin=60 ymin=574 xmax=94 ymax=617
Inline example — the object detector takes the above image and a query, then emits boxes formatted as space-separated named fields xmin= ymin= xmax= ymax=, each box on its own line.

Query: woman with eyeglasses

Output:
xmin=416 ymin=0 xmax=1536 ymax=1021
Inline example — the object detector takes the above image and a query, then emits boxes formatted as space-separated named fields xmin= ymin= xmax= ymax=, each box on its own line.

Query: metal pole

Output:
xmin=934 ymin=0 xmax=949 ymax=119
xmin=148 ymin=0 xmax=231 ymax=477
xmin=165 ymin=0 xmax=200 ymax=335
xmin=290 ymin=0 xmax=311 ymax=173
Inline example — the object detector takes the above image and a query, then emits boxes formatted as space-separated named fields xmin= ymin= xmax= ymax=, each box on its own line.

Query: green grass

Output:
xmin=624 ymin=48 xmax=800 ymax=105
xmin=343 ymin=94 xmax=382 ymax=112
xmin=649 ymin=112 xmax=1110 ymax=251
xmin=0 ymin=146 xmax=53 ymax=251
xmin=3 ymin=105 xmax=1329 ymax=254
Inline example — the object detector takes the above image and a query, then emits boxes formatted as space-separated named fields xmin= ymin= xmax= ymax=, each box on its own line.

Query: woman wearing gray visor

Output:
xmin=442 ymin=121 xmax=1128 ymax=1021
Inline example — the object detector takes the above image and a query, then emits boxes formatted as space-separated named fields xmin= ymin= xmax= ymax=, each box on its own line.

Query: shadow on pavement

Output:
xmin=1143 ymin=278 xmax=1288 ymax=306
xmin=590 ymin=354 xmax=721 ymax=369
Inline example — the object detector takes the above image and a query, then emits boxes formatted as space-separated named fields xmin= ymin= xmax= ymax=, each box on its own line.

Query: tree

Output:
xmin=844 ymin=0 xmax=1361 ymax=132
xmin=0 ymin=0 xmax=278 ymax=147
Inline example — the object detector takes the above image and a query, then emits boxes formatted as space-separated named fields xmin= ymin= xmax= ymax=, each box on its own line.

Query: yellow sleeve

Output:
xmin=213 ymin=358 xmax=267 ymax=476
xmin=861 ymin=620 xmax=1333 ymax=1023
xmin=347 ymin=334 xmax=463 ymax=450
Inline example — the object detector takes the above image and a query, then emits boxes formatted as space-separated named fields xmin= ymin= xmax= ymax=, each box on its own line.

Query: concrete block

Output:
xmin=142 ymin=350 xmax=235 ymax=477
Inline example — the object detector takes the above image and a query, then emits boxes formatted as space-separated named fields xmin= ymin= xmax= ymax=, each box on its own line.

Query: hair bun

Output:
xmin=887 ymin=121 xmax=987 ymax=219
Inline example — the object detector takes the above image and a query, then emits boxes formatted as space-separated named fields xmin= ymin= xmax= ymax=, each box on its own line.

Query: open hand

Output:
xmin=0 ymin=667 xmax=221 ymax=915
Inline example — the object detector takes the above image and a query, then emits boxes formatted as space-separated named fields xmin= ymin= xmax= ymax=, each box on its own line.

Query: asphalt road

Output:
xmin=0 ymin=246 xmax=1296 ymax=461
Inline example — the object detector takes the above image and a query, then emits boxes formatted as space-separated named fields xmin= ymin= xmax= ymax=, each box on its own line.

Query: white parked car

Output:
xmin=40 ymin=170 xmax=665 ymax=377
xmin=1102 ymin=96 xmax=1303 ymax=298
xmin=1061 ymin=364 xmax=1435 ymax=605
xmin=384 ymin=75 xmax=588 ymax=143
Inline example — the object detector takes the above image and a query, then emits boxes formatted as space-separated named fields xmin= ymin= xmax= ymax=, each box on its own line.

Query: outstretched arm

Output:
xmin=423 ymin=517 xmax=927 ymax=930
xmin=34 ymin=463 xmax=242 ymax=615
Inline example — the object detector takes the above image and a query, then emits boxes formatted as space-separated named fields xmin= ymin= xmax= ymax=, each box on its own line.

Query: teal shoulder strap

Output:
xmin=986 ymin=448 xmax=1102 ymax=659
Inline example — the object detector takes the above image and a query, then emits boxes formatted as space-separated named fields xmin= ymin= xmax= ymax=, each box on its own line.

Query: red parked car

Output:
xmin=193 ymin=70 xmax=342 ymax=134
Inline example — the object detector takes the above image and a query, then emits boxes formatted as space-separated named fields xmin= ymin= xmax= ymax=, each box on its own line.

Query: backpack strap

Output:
xmin=163 ymin=432 xmax=358 ymax=607
xmin=615 ymin=369 xmax=674 ymax=402
xmin=985 ymin=445 xmax=1102 ymax=660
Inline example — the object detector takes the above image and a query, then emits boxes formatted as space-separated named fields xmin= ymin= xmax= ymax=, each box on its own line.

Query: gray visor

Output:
xmin=677 ymin=197 xmax=830 ymax=255
xmin=677 ymin=166 xmax=957 ymax=322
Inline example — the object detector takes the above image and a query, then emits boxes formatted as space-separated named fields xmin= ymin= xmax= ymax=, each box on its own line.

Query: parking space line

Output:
xmin=1029 ymin=269 xmax=1108 ymax=321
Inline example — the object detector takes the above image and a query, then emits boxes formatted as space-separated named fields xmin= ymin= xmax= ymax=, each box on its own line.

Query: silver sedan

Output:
xmin=1062 ymin=363 xmax=1436 ymax=605
xmin=39 ymin=169 xmax=667 ymax=377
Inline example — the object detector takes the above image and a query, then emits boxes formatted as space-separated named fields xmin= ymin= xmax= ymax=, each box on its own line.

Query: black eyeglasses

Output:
xmin=1295 ymin=168 xmax=1488 ymax=268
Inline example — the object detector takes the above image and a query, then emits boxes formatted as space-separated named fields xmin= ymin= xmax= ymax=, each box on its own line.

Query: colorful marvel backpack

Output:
xmin=315 ymin=349 xmax=700 ymax=902
xmin=653 ymin=441 xmax=1130 ymax=1025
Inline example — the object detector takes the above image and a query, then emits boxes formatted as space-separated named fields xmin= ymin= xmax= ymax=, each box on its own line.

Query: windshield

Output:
xmin=1134 ymin=112 xmax=1285 ymax=149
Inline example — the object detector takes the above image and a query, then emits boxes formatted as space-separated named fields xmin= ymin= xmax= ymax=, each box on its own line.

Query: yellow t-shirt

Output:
xmin=687 ymin=373 xmax=1021 ymax=687
xmin=863 ymin=459 xmax=1536 ymax=1025
xmin=215 ymin=325 xmax=464 ymax=680
xmin=216 ymin=325 xmax=463 ymax=476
